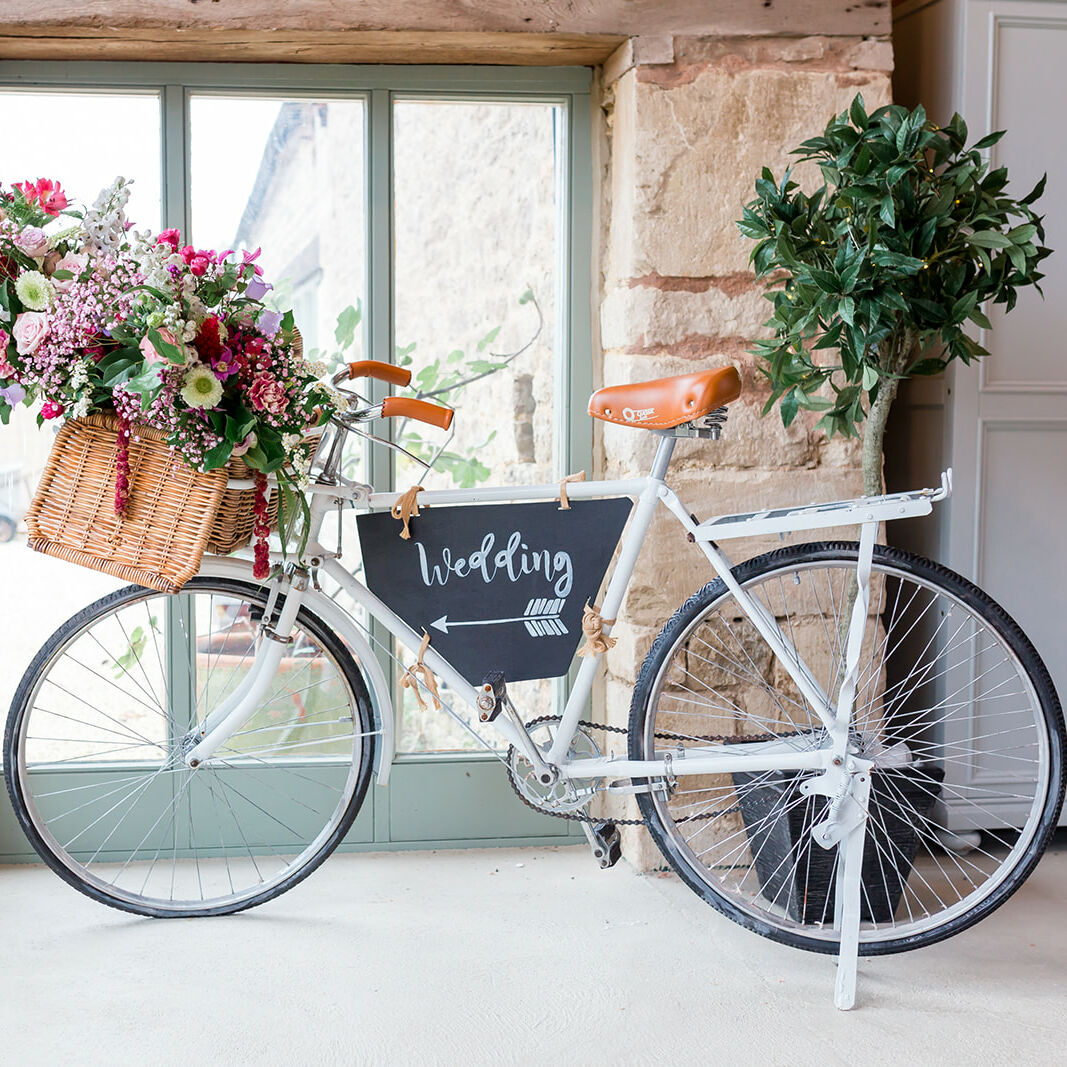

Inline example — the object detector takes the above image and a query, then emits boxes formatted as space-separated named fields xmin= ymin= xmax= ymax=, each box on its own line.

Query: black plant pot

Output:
xmin=731 ymin=764 xmax=945 ymax=925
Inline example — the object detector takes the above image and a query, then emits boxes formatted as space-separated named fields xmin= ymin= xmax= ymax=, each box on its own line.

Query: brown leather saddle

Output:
xmin=588 ymin=366 xmax=742 ymax=430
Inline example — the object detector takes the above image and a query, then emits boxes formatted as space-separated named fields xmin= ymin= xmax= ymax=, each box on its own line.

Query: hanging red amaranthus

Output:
xmin=114 ymin=413 xmax=132 ymax=516
xmin=252 ymin=470 xmax=271 ymax=579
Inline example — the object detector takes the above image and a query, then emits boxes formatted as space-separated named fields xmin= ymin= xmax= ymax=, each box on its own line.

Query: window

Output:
xmin=0 ymin=61 xmax=592 ymax=853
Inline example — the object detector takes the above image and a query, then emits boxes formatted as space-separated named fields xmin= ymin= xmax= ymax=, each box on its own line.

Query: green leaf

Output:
xmin=467 ymin=359 xmax=495 ymax=373
xmin=334 ymin=304 xmax=362 ymax=350
xmin=203 ymin=440 xmax=234 ymax=470
xmin=1020 ymin=173 xmax=1047 ymax=206
xmin=967 ymin=230 xmax=1012 ymax=249
xmin=878 ymin=195 xmax=896 ymax=227
xmin=476 ymin=325 xmax=501 ymax=353
xmin=780 ymin=388 xmax=800 ymax=427
xmin=972 ymin=130 xmax=1006 ymax=151
xmin=861 ymin=364 xmax=879 ymax=391
xmin=1007 ymin=223 xmax=1037 ymax=245
xmin=838 ymin=295 xmax=856 ymax=325
xmin=147 ymin=327 xmax=184 ymax=365
xmin=968 ymin=305 xmax=992 ymax=330
xmin=849 ymin=94 xmax=869 ymax=130
xmin=518 ymin=288 xmax=534 ymax=305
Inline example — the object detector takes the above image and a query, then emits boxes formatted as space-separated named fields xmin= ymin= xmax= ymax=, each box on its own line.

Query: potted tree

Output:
xmin=736 ymin=95 xmax=1049 ymax=496
xmin=730 ymin=96 xmax=1050 ymax=919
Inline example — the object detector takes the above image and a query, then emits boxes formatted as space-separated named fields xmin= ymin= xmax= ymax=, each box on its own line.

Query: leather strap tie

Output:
xmin=578 ymin=601 xmax=617 ymax=658
xmin=400 ymin=630 xmax=442 ymax=712
xmin=391 ymin=484 xmax=424 ymax=540
xmin=558 ymin=470 xmax=586 ymax=511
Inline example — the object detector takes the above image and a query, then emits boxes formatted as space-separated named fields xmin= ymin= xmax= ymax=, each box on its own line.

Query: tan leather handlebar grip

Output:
xmin=381 ymin=396 xmax=455 ymax=431
xmin=347 ymin=360 xmax=413 ymax=388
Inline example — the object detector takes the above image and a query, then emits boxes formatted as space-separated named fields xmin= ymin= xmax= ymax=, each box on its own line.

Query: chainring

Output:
xmin=506 ymin=716 xmax=605 ymax=816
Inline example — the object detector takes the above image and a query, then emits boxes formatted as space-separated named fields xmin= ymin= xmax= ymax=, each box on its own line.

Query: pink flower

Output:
xmin=248 ymin=373 xmax=288 ymax=415
xmin=40 ymin=399 xmax=64 ymax=419
xmin=51 ymin=252 xmax=89 ymax=292
xmin=15 ymin=179 xmax=68 ymax=216
xmin=12 ymin=311 xmax=50 ymax=355
xmin=15 ymin=226 xmax=49 ymax=258
xmin=189 ymin=255 xmax=210 ymax=276
xmin=139 ymin=327 xmax=182 ymax=365
xmin=241 ymin=247 xmax=264 ymax=276
xmin=157 ymin=228 xmax=181 ymax=250
xmin=231 ymin=430 xmax=257 ymax=457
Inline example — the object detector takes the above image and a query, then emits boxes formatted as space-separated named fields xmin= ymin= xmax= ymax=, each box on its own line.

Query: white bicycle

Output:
xmin=5 ymin=361 xmax=1064 ymax=1009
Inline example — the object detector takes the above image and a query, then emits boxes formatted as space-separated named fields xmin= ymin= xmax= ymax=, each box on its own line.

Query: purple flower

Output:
xmin=245 ymin=276 xmax=273 ymax=302
xmin=0 ymin=382 xmax=26 ymax=406
xmin=258 ymin=309 xmax=282 ymax=337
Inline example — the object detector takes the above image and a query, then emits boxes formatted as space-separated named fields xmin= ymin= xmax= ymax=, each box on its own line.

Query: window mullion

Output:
xmin=161 ymin=83 xmax=188 ymax=234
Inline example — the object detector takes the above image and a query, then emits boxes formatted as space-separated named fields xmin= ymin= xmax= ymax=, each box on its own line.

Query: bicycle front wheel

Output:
xmin=4 ymin=577 xmax=378 ymax=917
xmin=629 ymin=543 xmax=1064 ymax=954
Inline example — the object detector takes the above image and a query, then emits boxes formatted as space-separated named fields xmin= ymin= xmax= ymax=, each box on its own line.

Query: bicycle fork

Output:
xmin=181 ymin=568 xmax=310 ymax=768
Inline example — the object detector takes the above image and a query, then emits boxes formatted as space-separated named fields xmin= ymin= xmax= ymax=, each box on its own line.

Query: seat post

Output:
xmin=650 ymin=434 xmax=676 ymax=480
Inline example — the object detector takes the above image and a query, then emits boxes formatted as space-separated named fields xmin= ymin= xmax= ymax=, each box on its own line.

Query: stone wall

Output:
xmin=594 ymin=35 xmax=892 ymax=866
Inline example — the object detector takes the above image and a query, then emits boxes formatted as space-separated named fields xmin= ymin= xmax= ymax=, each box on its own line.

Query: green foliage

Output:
xmin=737 ymin=96 xmax=1050 ymax=437
xmin=315 ymin=290 xmax=542 ymax=488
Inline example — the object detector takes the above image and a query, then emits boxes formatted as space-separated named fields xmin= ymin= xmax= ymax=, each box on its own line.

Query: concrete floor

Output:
xmin=1 ymin=841 xmax=1065 ymax=1067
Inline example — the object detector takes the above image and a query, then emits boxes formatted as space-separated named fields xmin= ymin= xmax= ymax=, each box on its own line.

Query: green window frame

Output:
xmin=0 ymin=60 xmax=593 ymax=858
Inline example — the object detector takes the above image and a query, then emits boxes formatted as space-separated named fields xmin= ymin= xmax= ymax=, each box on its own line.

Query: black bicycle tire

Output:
xmin=628 ymin=541 xmax=1066 ymax=955
xmin=4 ymin=576 xmax=378 ymax=919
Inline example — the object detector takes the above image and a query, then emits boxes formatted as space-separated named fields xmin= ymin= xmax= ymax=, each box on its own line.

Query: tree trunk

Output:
xmin=860 ymin=374 xmax=900 ymax=498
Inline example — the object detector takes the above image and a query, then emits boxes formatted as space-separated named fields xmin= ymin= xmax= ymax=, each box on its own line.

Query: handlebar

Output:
xmin=332 ymin=360 xmax=412 ymax=388
xmin=326 ymin=360 xmax=453 ymax=432
xmin=381 ymin=395 xmax=454 ymax=430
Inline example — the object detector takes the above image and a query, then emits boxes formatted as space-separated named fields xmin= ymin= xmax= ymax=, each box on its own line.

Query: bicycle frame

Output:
xmin=183 ymin=434 xmax=952 ymax=793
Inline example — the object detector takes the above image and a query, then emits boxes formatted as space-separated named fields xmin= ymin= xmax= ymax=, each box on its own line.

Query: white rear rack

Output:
xmin=693 ymin=469 xmax=953 ymax=541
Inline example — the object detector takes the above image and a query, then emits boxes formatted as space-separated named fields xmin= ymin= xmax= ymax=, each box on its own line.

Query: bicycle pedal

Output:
xmin=588 ymin=821 xmax=622 ymax=870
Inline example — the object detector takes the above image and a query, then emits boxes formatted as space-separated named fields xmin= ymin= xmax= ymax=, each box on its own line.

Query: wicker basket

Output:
xmin=26 ymin=413 xmax=270 ymax=594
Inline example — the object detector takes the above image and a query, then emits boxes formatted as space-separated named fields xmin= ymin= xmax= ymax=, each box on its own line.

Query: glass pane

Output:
xmin=392 ymin=99 xmax=563 ymax=752
xmin=190 ymin=93 xmax=370 ymax=590
xmin=0 ymin=89 xmax=162 ymax=724
xmin=189 ymin=95 xmax=367 ymax=367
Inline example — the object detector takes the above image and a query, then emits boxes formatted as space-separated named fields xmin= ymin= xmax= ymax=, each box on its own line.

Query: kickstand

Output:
xmin=833 ymin=770 xmax=872 ymax=1010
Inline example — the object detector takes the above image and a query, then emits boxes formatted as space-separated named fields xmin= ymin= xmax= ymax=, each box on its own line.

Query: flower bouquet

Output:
xmin=0 ymin=176 xmax=334 ymax=589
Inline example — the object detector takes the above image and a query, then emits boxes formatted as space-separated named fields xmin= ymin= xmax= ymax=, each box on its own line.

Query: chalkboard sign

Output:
xmin=357 ymin=498 xmax=633 ymax=683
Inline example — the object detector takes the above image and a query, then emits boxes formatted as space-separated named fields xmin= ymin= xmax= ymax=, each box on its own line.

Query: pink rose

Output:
xmin=189 ymin=255 xmax=210 ymax=276
xmin=15 ymin=226 xmax=49 ymax=258
xmin=157 ymin=228 xmax=181 ymax=250
xmin=139 ymin=327 xmax=182 ymax=365
xmin=40 ymin=399 xmax=64 ymax=420
xmin=12 ymin=312 xmax=50 ymax=355
xmin=51 ymin=252 xmax=89 ymax=292
xmin=248 ymin=374 xmax=288 ymax=415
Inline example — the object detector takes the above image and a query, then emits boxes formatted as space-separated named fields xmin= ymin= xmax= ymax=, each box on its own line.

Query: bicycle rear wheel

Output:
xmin=629 ymin=543 xmax=1064 ymax=954
xmin=4 ymin=576 xmax=378 ymax=917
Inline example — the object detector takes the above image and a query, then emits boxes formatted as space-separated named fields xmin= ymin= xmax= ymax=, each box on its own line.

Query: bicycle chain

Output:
xmin=505 ymin=715 xmax=743 ymax=827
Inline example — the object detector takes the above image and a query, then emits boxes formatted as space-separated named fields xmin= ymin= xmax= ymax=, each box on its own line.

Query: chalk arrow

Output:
xmin=431 ymin=598 xmax=568 ymax=637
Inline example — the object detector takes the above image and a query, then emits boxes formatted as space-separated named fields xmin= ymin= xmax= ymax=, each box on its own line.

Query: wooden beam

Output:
xmin=0 ymin=28 xmax=627 ymax=66
xmin=0 ymin=0 xmax=890 ymax=49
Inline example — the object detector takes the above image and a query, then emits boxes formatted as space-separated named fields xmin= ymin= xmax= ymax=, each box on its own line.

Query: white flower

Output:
xmin=15 ymin=271 xmax=55 ymax=311
xmin=307 ymin=360 xmax=328 ymax=378
xmin=180 ymin=364 xmax=223 ymax=409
